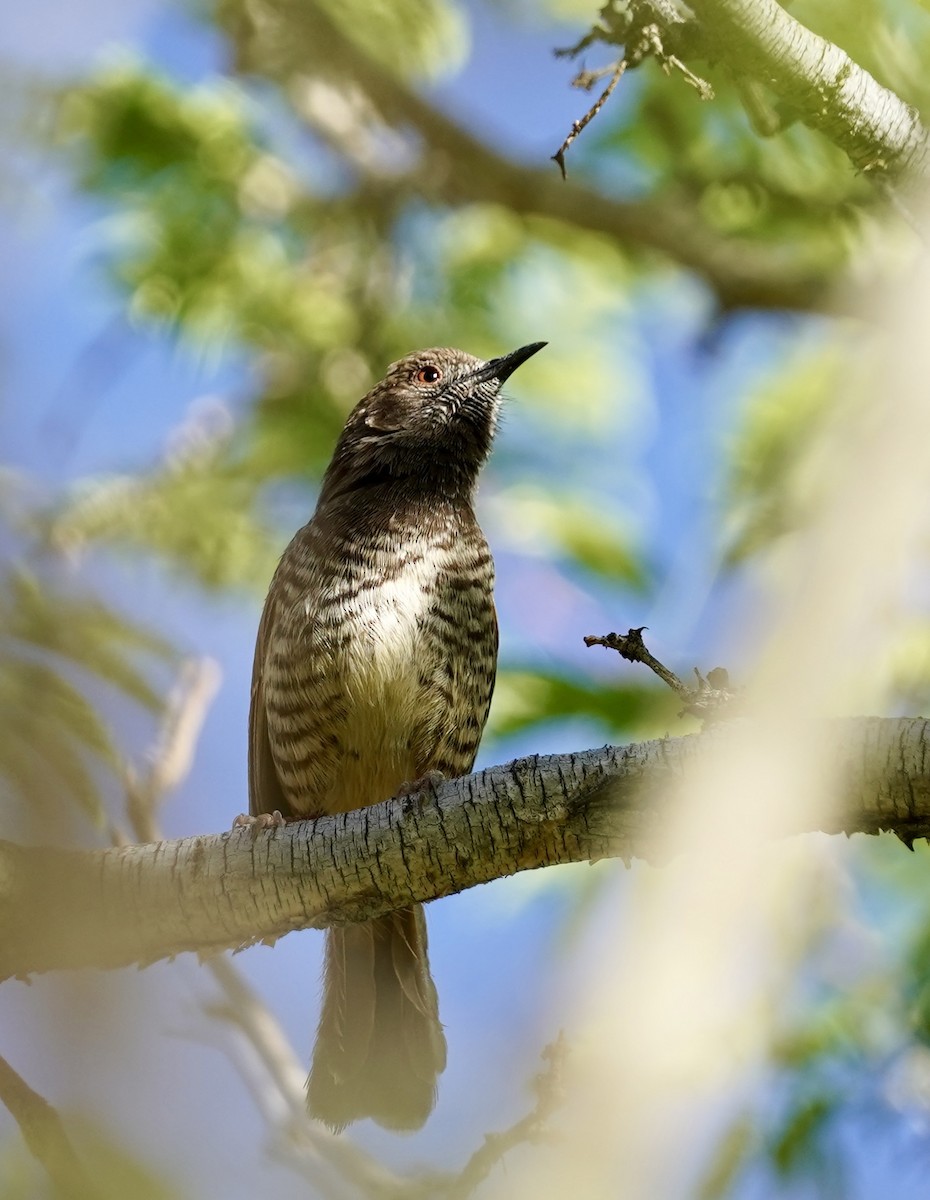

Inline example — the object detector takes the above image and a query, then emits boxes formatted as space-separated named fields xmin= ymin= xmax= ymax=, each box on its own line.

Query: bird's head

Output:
xmin=320 ymin=343 xmax=546 ymax=502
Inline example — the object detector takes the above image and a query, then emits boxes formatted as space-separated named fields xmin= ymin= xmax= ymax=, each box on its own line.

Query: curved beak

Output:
xmin=473 ymin=341 xmax=547 ymax=386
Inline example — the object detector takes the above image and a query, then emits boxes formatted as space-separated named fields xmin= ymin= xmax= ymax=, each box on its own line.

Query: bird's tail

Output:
xmin=307 ymin=905 xmax=447 ymax=1131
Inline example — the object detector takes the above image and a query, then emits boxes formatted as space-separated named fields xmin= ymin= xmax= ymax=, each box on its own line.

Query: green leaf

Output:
xmin=45 ymin=448 xmax=282 ymax=593
xmin=723 ymin=346 xmax=847 ymax=563
xmin=3 ymin=568 xmax=173 ymax=710
xmin=768 ymin=1092 xmax=837 ymax=1178
xmin=697 ymin=1114 xmax=756 ymax=1200
xmin=491 ymin=485 xmax=649 ymax=588
xmin=489 ymin=667 xmax=679 ymax=740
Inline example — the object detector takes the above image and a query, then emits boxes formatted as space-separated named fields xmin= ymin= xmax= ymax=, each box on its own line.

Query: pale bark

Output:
xmin=687 ymin=0 xmax=930 ymax=178
xmin=1 ymin=716 xmax=929 ymax=981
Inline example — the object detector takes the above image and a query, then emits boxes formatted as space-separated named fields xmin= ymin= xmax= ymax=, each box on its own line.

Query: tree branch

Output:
xmin=686 ymin=0 xmax=930 ymax=181
xmin=224 ymin=0 xmax=842 ymax=314
xmin=0 ymin=1055 xmax=88 ymax=1195
xmin=584 ymin=626 xmax=740 ymax=720
xmin=3 ymin=716 xmax=930 ymax=980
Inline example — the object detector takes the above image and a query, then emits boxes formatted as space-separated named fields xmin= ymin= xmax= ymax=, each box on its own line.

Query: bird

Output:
xmin=247 ymin=341 xmax=546 ymax=1131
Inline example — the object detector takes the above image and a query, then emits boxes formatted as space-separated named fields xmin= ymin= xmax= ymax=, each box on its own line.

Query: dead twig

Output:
xmin=584 ymin=627 xmax=739 ymax=721
xmin=553 ymin=58 xmax=627 ymax=179
xmin=553 ymin=12 xmax=713 ymax=177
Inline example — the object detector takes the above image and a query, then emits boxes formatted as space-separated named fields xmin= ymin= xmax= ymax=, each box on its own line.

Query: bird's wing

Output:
xmin=415 ymin=601 xmax=499 ymax=780
xmin=248 ymin=591 xmax=289 ymax=818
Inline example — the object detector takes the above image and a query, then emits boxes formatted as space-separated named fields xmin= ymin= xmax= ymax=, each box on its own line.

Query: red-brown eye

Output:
xmin=416 ymin=365 xmax=442 ymax=385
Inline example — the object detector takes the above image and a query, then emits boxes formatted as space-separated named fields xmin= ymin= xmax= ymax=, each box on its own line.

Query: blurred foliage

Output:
xmin=492 ymin=483 xmax=648 ymax=588
xmin=0 ymin=562 xmax=173 ymax=824
xmin=43 ymin=402 xmax=281 ymax=593
xmin=561 ymin=4 xmax=902 ymax=274
xmin=695 ymin=835 xmax=930 ymax=1197
xmin=5 ymin=0 xmax=930 ymax=1193
xmin=0 ymin=1121 xmax=181 ymax=1200
xmin=722 ymin=345 xmax=847 ymax=564
xmin=490 ymin=667 xmax=676 ymax=739
xmin=314 ymin=0 xmax=470 ymax=78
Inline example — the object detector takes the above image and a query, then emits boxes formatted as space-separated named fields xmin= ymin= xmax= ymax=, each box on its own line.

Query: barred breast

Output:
xmin=255 ymin=503 xmax=497 ymax=820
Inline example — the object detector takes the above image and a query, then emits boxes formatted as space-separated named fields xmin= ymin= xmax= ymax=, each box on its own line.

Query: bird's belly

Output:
xmin=306 ymin=569 xmax=444 ymax=813
xmin=279 ymin=564 xmax=444 ymax=811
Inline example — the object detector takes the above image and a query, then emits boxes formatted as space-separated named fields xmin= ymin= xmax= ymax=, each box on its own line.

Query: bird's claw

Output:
xmin=232 ymin=810 xmax=287 ymax=833
xmin=395 ymin=771 xmax=446 ymax=814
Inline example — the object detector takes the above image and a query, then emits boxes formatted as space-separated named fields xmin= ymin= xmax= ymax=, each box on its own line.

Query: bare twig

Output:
xmin=123 ymin=657 xmax=221 ymax=843
xmin=553 ymin=59 xmax=627 ymax=179
xmin=584 ymin=627 xmax=739 ymax=721
xmin=0 ymin=1054 xmax=88 ymax=1196
xmin=440 ymin=1036 xmax=567 ymax=1200
xmin=553 ymin=22 xmax=713 ymax=177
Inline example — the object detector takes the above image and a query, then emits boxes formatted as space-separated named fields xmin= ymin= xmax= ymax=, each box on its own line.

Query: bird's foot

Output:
xmin=231 ymin=810 xmax=287 ymax=833
xmin=395 ymin=770 xmax=446 ymax=814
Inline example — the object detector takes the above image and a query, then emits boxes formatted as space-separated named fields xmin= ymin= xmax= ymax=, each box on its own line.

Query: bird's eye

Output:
xmin=415 ymin=365 xmax=442 ymax=385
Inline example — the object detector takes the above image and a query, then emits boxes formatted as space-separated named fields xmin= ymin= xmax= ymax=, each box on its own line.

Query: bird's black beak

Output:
xmin=473 ymin=341 xmax=547 ymax=386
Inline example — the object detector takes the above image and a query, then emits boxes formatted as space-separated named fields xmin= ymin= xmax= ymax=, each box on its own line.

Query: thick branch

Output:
xmin=2 ymin=717 xmax=929 ymax=981
xmin=687 ymin=0 xmax=930 ymax=180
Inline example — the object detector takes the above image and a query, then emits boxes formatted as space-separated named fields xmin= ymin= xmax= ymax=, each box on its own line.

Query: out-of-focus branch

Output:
xmin=116 ymin=659 xmax=403 ymax=1200
xmin=225 ymin=0 xmax=842 ymax=314
xmin=202 ymin=956 xmax=406 ymax=1199
xmin=0 ymin=1055 xmax=88 ymax=1196
xmin=438 ymin=1036 xmax=566 ymax=1200
xmin=121 ymin=657 xmax=221 ymax=844
xmin=5 ymin=716 xmax=930 ymax=979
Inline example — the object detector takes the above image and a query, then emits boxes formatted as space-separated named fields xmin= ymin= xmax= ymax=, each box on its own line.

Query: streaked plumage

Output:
xmin=249 ymin=342 xmax=545 ymax=1129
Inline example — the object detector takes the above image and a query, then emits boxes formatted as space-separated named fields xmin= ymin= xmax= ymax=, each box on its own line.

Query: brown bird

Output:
xmin=247 ymin=341 xmax=546 ymax=1130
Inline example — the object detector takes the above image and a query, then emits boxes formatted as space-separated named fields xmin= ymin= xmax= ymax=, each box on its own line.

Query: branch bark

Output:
xmin=687 ymin=0 xmax=930 ymax=180
xmin=2 ymin=716 xmax=929 ymax=981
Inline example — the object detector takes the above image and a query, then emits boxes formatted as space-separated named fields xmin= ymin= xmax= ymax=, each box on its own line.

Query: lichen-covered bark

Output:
xmin=2 ymin=717 xmax=930 ymax=981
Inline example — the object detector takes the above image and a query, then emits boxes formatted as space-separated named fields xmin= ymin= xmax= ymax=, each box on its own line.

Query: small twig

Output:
xmin=572 ymin=62 xmax=625 ymax=91
xmin=585 ymin=627 xmax=689 ymax=696
xmin=553 ymin=1 xmax=714 ymax=174
xmin=553 ymin=58 xmax=627 ymax=179
xmin=553 ymin=20 xmax=712 ymax=177
xmin=0 ymin=1054 xmax=88 ymax=1196
xmin=584 ymin=627 xmax=739 ymax=722
xmin=429 ymin=1036 xmax=567 ymax=1200
xmin=554 ymin=24 xmax=610 ymax=60
xmin=123 ymin=657 xmax=221 ymax=843
xmin=661 ymin=49 xmax=715 ymax=98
